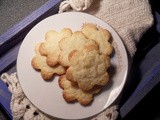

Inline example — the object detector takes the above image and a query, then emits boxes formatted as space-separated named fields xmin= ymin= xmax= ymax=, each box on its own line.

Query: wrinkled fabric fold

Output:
xmin=59 ymin=0 xmax=153 ymax=58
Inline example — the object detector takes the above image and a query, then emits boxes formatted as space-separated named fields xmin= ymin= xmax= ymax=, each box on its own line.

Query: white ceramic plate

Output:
xmin=17 ymin=12 xmax=128 ymax=120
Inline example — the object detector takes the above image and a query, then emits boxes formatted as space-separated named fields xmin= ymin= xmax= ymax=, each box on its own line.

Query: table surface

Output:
xmin=0 ymin=0 xmax=48 ymax=35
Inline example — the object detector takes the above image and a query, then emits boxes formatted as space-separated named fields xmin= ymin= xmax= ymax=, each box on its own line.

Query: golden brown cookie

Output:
xmin=59 ymin=31 xmax=99 ymax=67
xmin=31 ymin=43 xmax=66 ymax=80
xmin=31 ymin=23 xmax=113 ymax=105
xmin=59 ymin=75 xmax=100 ymax=106
xmin=66 ymin=45 xmax=111 ymax=91
xmin=82 ymin=23 xmax=113 ymax=55
xmin=39 ymin=28 xmax=72 ymax=67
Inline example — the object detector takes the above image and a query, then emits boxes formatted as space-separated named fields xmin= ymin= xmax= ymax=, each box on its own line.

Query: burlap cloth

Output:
xmin=1 ymin=0 xmax=153 ymax=120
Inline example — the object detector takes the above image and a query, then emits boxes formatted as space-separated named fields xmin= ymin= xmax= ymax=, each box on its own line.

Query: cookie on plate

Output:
xmin=59 ymin=31 xmax=99 ymax=67
xmin=59 ymin=75 xmax=101 ymax=106
xmin=66 ymin=45 xmax=111 ymax=91
xmin=82 ymin=23 xmax=113 ymax=55
xmin=31 ymin=43 xmax=66 ymax=80
xmin=39 ymin=28 xmax=72 ymax=67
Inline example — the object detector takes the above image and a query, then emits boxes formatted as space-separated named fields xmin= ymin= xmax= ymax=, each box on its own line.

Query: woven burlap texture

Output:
xmin=59 ymin=0 xmax=153 ymax=58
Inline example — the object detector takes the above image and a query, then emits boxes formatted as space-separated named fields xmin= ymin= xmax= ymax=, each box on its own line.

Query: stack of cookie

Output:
xmin=31 ymin=23 xmax=113 ymax=105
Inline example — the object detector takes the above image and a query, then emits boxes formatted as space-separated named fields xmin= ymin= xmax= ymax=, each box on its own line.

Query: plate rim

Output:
xmin=17 ymin=12 xmax=128 ymax=120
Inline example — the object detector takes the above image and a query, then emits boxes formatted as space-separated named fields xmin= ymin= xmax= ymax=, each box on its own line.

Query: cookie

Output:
xmin=59 ymin=75 xmax=100 ymax=106
xmin=31 ymin=23 xmax=113 ymax=105
xmin=39 ymin=28 xmax=72 ymax=67
xmin=82 ymin=23 xmax=113 ymax=55
xmin=59 ymin=31 xmax=99 ymax=67
xmin=66 ymin=46 xmax=110 ymax=91
xmin=31 ymin=43 xmax=66 ymax=80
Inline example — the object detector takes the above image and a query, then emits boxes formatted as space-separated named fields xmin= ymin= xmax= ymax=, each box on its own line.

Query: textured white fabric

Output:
xmin=1 ymin=73 xmax=118 ymax=120
xmin=1 ymin=73 xmax=51 ymax=120
xmin=59 ymin=0 xmax=93 ymax=13
xmin=59 ymin=0 xmax=153 ymax=58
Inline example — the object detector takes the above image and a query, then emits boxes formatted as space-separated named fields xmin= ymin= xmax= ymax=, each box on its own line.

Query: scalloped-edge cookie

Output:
xmin=66 ymin=46 xmax=110 ymax=91
xmin=59 ymin=75 xmax=100 ymax=106
xmin=59 ymin=31 xmax=99 ymax=67
xmin=31 ymin=43 xmax=66 ymax=80
xmin=82 ymin=23 xmax=113 ymax=55
xmin=39 ymin=28 xmax=72 ymax=67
